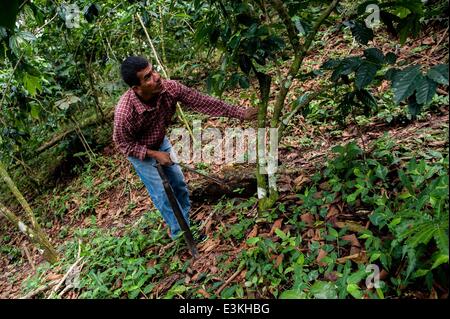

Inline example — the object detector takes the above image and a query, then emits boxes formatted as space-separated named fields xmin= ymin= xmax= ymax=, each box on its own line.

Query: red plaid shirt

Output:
xmin=113 ymin=79 xmax=246 ymax=160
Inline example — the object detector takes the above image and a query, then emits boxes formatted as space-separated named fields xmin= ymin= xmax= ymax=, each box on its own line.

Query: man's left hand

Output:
xmin=242 ymin=107 xmax=258 ymax=121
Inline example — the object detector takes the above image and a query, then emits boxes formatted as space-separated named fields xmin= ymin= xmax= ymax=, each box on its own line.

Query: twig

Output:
xmin=20 ymin=280 xmax=59 ymax=299
xmin=77 ymin=239 xmax=82 ymax=259
xmin=429 ymin=26 xmax=448 ymax=56
xmin=58 ymin=284 xmax=73 ymax=298
xmin=22 ymin=243 xmax=35 ymax=272
xmin=49 ymin=257 xmax=84 ymax=297
xmin=336 ymin=253 xmax=360 ymax=264
xmin=216 ymin=264 xmax=245 ymax=295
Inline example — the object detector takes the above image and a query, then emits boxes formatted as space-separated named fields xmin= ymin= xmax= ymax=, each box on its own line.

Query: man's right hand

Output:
xmin=147 ymin=150 xmax=173 ymax=166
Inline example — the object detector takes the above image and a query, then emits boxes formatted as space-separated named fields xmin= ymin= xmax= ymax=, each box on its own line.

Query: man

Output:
xmin=113 ymin=56 xmax=257 ymax=239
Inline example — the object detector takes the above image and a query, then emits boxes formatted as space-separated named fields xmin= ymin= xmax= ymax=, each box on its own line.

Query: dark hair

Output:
xmin=120 ymin=56 xmax=149 ymax=87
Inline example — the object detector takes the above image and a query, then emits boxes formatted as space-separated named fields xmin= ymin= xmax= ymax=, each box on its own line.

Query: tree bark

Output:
xmin=0 ymin=202 xmax=58 ymax=264
xmin=0 ymin=162 xmax=58 ymax=264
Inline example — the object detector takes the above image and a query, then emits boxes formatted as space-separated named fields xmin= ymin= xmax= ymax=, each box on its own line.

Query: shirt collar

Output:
xmin=128 ymin=80 xmax=168 ymax=114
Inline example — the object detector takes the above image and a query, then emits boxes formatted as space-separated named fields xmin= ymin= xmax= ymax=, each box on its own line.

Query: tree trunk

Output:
xmin=0 ymin=162 xmax=58 ymax=264
xmin=255 ymin=0 xmax=340 ymax=211
xmin=0 ymin=202 xmax=58 ymax=264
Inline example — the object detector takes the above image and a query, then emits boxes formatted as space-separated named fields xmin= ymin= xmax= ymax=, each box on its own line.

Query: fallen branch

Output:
xmin=35 ymin=109 xmax=114 ymax=155
xmin=216 ymin=264 xmax=245 ymax=295
xmin=48 ymin=257 xmax=84 ymax=298
xmin=22 ymin=243 xmax=35 ymax=273
xmin=20 ymin=280 xmax=59 ymax=299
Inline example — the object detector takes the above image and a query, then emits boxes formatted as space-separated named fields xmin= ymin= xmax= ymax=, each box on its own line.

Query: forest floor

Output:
xmin=0 ymin=23 xmax=448 ymax=299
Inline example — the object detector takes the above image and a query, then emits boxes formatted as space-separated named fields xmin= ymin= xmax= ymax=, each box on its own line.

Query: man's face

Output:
xmin=133 ymin=64 xmax=162 ymax=101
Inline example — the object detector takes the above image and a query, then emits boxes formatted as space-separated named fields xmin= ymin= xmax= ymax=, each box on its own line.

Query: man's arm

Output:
xmin=168 ymin=80 xmax=257 ymax=120
xmin=113 ymin=116 xmax=148 ymax=160
xmin=113 ymin=120 xmax=173 ymax=165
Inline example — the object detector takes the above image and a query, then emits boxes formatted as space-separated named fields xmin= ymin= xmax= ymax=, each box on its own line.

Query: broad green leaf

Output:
xmin=364 ymin=48 xmax=384 ymax=64
xmin=392 ymin=65 xmax=421 ymax=104
xmin=347 ymin=283 xmax=363 ymax=299
xmin=356 ymin=89 xmax=377 ymax=110
xmin=8 ymin=34 xmax=21 ymax=57
xmin=328 ymin=227 xmax=339 ymax=239
xmin=434 ymin=225 xmax=449 ymax=255
xmin=385 ymin=52 xmax=397 ymax=65
xmin=246 ymin=237 xmax=260 ymax=246
xmin=279 ymin=289 xmax=307 ymax=299
xmin=310 ymin=281 xmax=337 ymax=299
xmin=347 ymin=270 xmax=367 ymax=285
xmin=407 ymin=223 xmax=435 ymax=248
xmin=369 ymin=252 xmax=381 ymax=263
xmin=238 ymin=75 xmax=250 ymax=89
xmin=376 ymin=288 xmax=385 ymax=299
xmin=355 ymin=62 xmax=378 ymax=89
xmin=431 ymin=254 xmax=448 ymax=270
xmin=427 ymin=64 xmax=449 ymax=85
xmin=415 ymin=75 xmax=437 ymax=105
xmin=407 ymin=96 xmax=421 ymax=117
xmin=17 ymin=31 xmax=36 ymax=42
xmin=30 ymin=104 xmax=40 ymax=119
xmin=22 ymin=73 xmax=41 ymax=96
xmin=345 ymin=20 xmax=374 ymax=45
xmin=275 ymin=228 xmax=287 ymax=241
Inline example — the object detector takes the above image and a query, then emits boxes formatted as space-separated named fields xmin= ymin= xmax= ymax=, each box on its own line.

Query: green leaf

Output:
xmin=279 ymin=289 xmax=307 ymax=299
xmin=30 ymin=104 xmax=40 ymax=119
xmin=370 ymin=252 xmax=381 ymax=263
xmin=364 ymin=48 xmax=384 ymax=64
xmin=328 ymin=227 xmax=339 ymax=239
xmin=407 ymin=96 xmax=421 ymax=117
xmin=345 ymin=20 xmax=374 ymax=45
xmin=347 ymin=283 xmax=363 ymax=299
xmin=310 ymin=281 xmax=337 ymax=299
xmin=434 ymin=225 xmax=449 ymax=255
xmin=385 ymin=52 xmax=397 ymax=65
xmin=275 ymin=228 xmax=287 ymax=241
xmin=415 ymin=75 xmax=437 ymax=105
xmin=355 ymin=62 xmax=378 ymax=89
xmin=22 ymin=73 xmax=41 ymax=96
xmin=356 ymin=89 xmax=377 ymax=110
xmin=347 ymin=270 xmax=367 ymax=285
xmin=407 ymin=223 xmax=435 ymax=248
xmin=391 ymin=65 xmax=421 ymax=104
xmin=238 ymin=75 xmax=250 ymax=89
xmin=427 ymin=64 xmax=449 ymax=85
xmin=431 ymin=254 xmax=448 ymax=270
xmin=246 ymin=237 xmax=260 ymax=246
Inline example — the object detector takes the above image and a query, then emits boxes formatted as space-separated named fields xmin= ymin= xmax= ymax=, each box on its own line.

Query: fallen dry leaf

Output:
xmin=247 ymin=225 xmax=258 ymax=238
xmin=45 ymin=273 xmax=63 ymax=282
xmin=275 ymin=254 xmax=284 ymax=268
xmin=293 ymin=175 xmax=310 ymax=190
xmin=335 ymin=221 xmax=366 ymax=233
xmin=342 ymin=234 xmax=362 ymax=255
xmin=197 ymin=289 xmax=211 ymax=298
xmin=269 ymin=218 xmax=283 ymax=236
xmin=326 ymin=205 xmax=340 ymax=220
xmin=300 ymin=213 xmax=314 ymax=227
xmin=316 ymin=249 xmax=328 ymax=267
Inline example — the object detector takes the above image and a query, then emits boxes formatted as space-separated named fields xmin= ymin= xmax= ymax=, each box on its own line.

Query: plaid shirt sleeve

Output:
xmin=170 ymin=80 xmax=247 ymax=120
xmin=113 ymin=103 xmax=148 ymax=161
